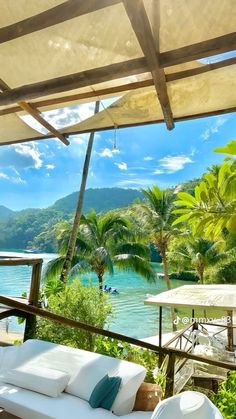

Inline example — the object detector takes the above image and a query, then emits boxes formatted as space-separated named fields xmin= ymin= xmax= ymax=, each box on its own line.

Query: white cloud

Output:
xmin=117 ymin=178 xmax=153 ymax=187
xmin=0 ymin=172 xmax=9 ymax=179
xmin=0 ymin=170 xmax=25 ymax=184
xmin=201 ymin=116 xmax=228 ymax=141
xmin=98 ymin=148 xmax=113 ymax=158
xmin=144 ymin=156 xmax=154 ymax=161
xmin=14 ymin=143 xmax=42 ymax=169
xmin=115 ymin=162 xmax=127 ymax=170
xmin=98 ymin=147 xmax=121 ymax=158
xmin=154 ymin=155 xmax=193 ymax=174
xmin=153 ymin=169 xmax=164 ymax=174
xmin=45 ymin=164 xmax=55 ymax=170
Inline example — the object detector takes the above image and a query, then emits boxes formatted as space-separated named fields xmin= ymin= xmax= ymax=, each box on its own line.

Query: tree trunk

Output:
xmin=98 ymin=272 xmax=103 ymax=294
xmin=59 ymin=101 xmax=100 ymax=283
xmin=162 ymin=251 xmax=177 ymax=332
xmin=197 ymin=264 xmax=204 ymax=284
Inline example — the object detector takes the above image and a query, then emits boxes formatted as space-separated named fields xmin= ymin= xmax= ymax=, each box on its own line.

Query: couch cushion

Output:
xmin=2 ymin=365 xmax=70 ymax=397
xmin=0 ymin=340 xmax=146 ymax=416
xmin=0 ymin=381 xmax=152 ymax=419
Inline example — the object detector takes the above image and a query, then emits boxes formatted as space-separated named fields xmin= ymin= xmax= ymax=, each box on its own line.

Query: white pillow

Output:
xmin=66 ymin=353 xmax=146 ymax=416
xmin=2 ymin=365 xmax=70 ymax=398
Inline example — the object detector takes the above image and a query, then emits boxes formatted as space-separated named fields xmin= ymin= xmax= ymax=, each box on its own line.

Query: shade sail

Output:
xmin=145 ymin=285 xmax=236 ymax=310
xmin=0 ymin=0 xmax=235 ymax=145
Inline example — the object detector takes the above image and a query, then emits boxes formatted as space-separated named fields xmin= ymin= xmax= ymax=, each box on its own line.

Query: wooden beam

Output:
xmin=1 ymin=56 xmax=235 ymax=118
xmin=19 ymin=102 xmax=70 ymax=145
xmin=0 ymin=78 xmax=69 ymax=145
xmin=0 ymin=57 xmax=147 ymax=107
xmin=160 ymin=32 xmax=236 ymax=68
xmin=0 ymin=0 xmax=121 ymax=44
xmin=0 ymin=37 xmax=235 ymax=109
xmin=123 ymin=0 xmax=174 ymax=130
xmin=2 ymin=106 xmax=235 ymax=147
xmin=0 ymin=79 xmax=154 ymax=116
xmin=166 ymin=56 xmax=236 ymax=82
xmin=0 ymin=294 xmax=236 ymax=371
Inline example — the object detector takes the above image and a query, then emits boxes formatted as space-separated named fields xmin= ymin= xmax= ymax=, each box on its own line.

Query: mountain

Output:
xmin=0 ymin=188 xmax=143 ymax=251
xmin=0 ymin=205 xmax=15 ymax=220
xmin=51 ymin=188 xmax=143 ymax=214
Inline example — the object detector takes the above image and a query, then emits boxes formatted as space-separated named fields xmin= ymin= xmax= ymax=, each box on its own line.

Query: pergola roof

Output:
xmin=145 ymin=284 xmax=236 ymax=310
xmin=0 ymin=0 xmax=235 ymax=145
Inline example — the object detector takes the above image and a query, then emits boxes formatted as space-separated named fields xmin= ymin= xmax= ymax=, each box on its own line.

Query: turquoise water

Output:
xmin=0 ymin=251 xmax=192 ymax=339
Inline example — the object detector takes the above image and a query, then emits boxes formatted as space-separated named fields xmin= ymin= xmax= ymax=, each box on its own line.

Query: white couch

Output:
xmin=0 ymin=339 xmax=153 ymax=419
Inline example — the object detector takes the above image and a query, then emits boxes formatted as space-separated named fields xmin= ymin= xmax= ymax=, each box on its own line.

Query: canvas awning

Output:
xmin=145 ymin=284 xmax=236 ymax=310
xmin=0 ymin=0 xmax=235 ymax=145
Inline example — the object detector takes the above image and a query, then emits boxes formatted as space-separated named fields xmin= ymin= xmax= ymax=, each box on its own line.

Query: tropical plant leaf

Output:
xmin=214 ymin=140 xmax=236 ymax=156
xmin=113 ymin=254 xmax=156 ymax=283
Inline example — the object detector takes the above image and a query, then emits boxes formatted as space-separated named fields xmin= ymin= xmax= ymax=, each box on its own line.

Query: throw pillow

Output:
xmin=89 ymin=374 xmax=121 ymax=410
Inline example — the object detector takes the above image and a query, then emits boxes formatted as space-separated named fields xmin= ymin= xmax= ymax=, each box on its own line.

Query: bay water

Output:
xmin=0 ymin=251 xmax=191 ymax=339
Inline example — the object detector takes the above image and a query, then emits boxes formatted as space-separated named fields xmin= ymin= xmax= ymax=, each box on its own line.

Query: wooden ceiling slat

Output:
xmin=167 ymin=57 xmax=236 ymax=82
xmin=0 ymin=56 xmax=235 ymax=117
xmin=0 ymin=79 xmax=69 ymax=145
xmin=160 ymin=32 xmax=236 ymax=68
xmin=123 ymin=0 xmax=174 ymax=130
xmin=0 ymin=0 xmax=121 ymax=44
xmin=0 ymin=57 xmax=148 ymax=107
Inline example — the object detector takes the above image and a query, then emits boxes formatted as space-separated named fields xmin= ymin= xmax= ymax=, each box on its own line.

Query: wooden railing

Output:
xmin=0 ymin=256 xmax=235 ymax=398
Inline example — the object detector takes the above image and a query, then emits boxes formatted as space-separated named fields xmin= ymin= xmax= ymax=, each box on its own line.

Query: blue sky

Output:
xmin=0 ymin=107 xmax=235 ymax=211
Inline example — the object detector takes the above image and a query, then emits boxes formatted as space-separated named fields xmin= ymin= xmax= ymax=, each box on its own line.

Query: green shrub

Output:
xmin=36 ymin=280 xmax=112 ymax=351
xmin=169 ymin=271 xmax=198 ymax=282
xmin=206 ymin=260 xmax=236 ymax=284
xmin=95 ymin=337 xmax=165 ymax=390
xmin=212 ymin=371 xmax=236 ymax=419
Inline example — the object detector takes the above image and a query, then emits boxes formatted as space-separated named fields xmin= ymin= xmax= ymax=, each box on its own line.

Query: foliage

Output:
xmin=45 ymin=210 xmax=156 ymax=289
xmin=167 ymin=238 xmax=226 ymax=283
xmin=0 ymin=188 xmax=143 ymax=251
xmin=169 ymin=271 xmax=198 ymax=282
xmin=36 ymin=280 xmax=111 ymax=351
xmin=173 ymin=159 xmax=236 ymax=240
xmin=137 ymin=186 xmax=177 ymax=289
xmin=212 ymin=371 xmax=236 ymax=419
xmin=95 ymin=337 xmax=165 ymax=388
xmin=205 ymin=260 xmax=236 ymax=284
xmin=214 ymin=139 xmax=236 ymax=156
xmin=0 ymin=208 xmax=64 ymax=251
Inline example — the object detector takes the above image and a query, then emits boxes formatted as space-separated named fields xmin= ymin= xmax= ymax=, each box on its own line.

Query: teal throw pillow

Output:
xmin=89 ymin=374 xmax=122 ymax=410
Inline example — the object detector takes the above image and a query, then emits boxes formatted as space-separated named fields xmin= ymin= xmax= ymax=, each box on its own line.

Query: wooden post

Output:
xmin=227 ymin=310 xmax=233 ymax=351
xmin=24 ymin=261 xmax=42 ymax=341
xmin=158 ymin=306 xmax=163 ymax=368
xmin=164 ymin=352 xmax=176 ymax=398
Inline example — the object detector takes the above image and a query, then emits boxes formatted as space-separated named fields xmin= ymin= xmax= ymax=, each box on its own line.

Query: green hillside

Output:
xmin=51 ymin=188 xmax=143 ymax=214
xmin=0 ymin=188 xmax=143 ymax=251
xmin=0 ymin=205 xmax=15 ymax=220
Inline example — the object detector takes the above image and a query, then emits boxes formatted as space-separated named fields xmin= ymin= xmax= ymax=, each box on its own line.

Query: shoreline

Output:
xmin=0 ymin=330 xmax=23 ymax=345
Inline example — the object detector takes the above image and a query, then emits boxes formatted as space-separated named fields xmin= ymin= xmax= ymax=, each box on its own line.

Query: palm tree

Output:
xmin=168 ymin=238 xmax=226 ymax=284
xmin=45 ymin=210 xmax=156 ymax=292
xmin=138 ymin=185 xmax=178 ymax=331
xmin=59 ymin=101 xmax=100 ymax=283
xmin=140 ymin=186 xmax=176 ymax=291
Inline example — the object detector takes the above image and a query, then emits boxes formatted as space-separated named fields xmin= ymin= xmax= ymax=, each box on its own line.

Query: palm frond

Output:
xmin=114 ymin=242 xmax=151 ymax=259
xmin=113 ymin=254 xmax=156 ymax=283
xmin=43 ymin=256 xmax=65 ymax=282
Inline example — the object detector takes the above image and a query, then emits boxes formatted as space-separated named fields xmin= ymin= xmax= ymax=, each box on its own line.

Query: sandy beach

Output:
xmin=0 ymin=330 xmax=23 ymax=345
